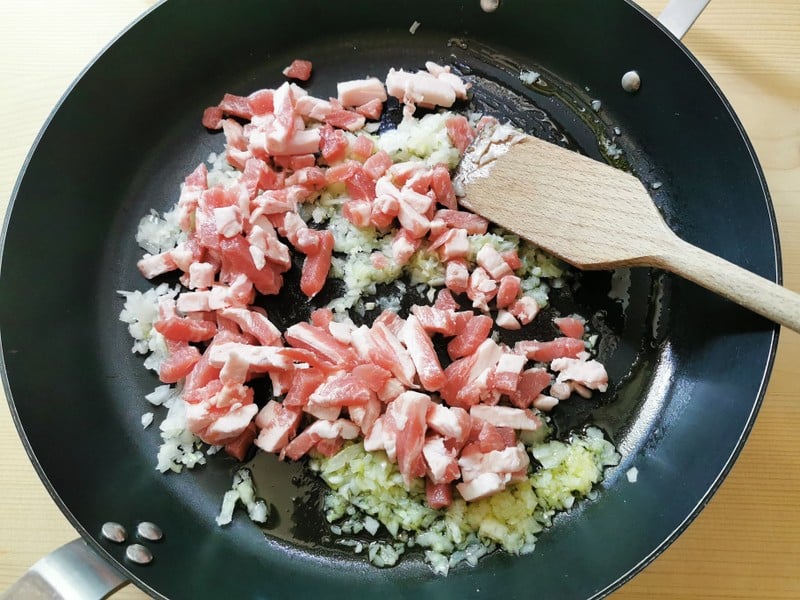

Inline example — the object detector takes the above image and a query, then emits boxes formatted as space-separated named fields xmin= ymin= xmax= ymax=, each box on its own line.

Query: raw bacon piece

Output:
xmin=430 ymin=164 xmax=457 ymax=209
xmin=285 ymin=322 xmax=358 ymax=370
xmin=348 ymin=395 xmax=382 ymax=435
xmin=554 ymin=316 xmax=586 ymax=339
xmin=295 ymin=96 xmax=333 ymax=121
xmin=283 ymin=419 xmax=360 ymax=460
xmin=159 ymin=343 xmax=201 ymax=384
xmin=456 ymin=444 xmax=529 ymax=502
xmin=400 ymin=315 xmax=446 ymax=391
xmin=202 ymin=106 xmax=224 ymax=130
xmin=509 ymin=295 xmax=540 ymax=325
xmin=422 ymin=436 xmax=460 ymax=484
xmin=362 ymin=150 xmax=393 ymax=180
xmin=224 ymin=422 xmax=257 ymax=461
xmin=456 ymin=472 xmax=510 ymax=502
xmin=366 ymin=322 xmax=417 ymax=388
xmin=550 ymin=356 xmax=609 ymax=392
xmin=430 ymin=228 xmax=469 ymax=261
xmin=324 ymin=108 xmax=366 ymax=132
xmin=352 ymin=364 xmax=393 ymax=392
xmin=355 ymin=98 xmax=384 ymax=120
xmin=391 ymin=391 xmax=432 ymax=485
xmin=444 ymin=259 xmax=470 ymax=295
xmin=319 ymin=124 xmax=349 ymax=163
xmin=470 ymin=405 xmax=542 ymax=431
xmin=385 ymin=65 xmax=467 ymax=115
xmin=138 ymin=251 xmax=177 ymax=279
xmin=217 ymin=307 xmax=281 ymax=346
xmin=254 ymin=400 xmax=303 ymax=452
xmin=433 ymin=209 xmax=488 ymax=234
xmin=188 ymin=262 xmax=215 ymax=290
xmin=466 ymin=266 xmax=498 ymax=311
xmin=307 ymin=372 xmax=374 ymax=409
xmin=515 ymin=337 xmax=586 ymax=362
xmin=337 ymin=77 xmax=388 ymax=107
xmin=445 ymin=114 xmax=475 ymax=154
xmin=391 ymin=228 xmax=421 ymax=266
xmin=207 ymin=342 xmax=292 ymax=372
xmin=283 ymin=59 xmax=313 ymax=81
xmin=509 ymin=368 xmax=552 ymax=409
xmin=433 ymin=288 xmax=459 ymax=311
xmin=300 ymin=229 xmax=333 ymax=298
xmin=247 ymin=89 xmax=274 ymax=116
xmin=495 ymin=310 xmax=521 ymax=330
xmin=409 ymin=305 xmax=470 ymax=337
xmin=218 ymin=93 xmax=253 ymax=120
xmin=426 ymin=403 xmax=471 ymax=451
xmin=447 ymin=314 xmax=493 ymax=360
xmin=351 ymin=135 xmax=374 ymax=161
xmin=186 ymin=383 xmax=258 ymax=446
xmin=496 ymin=275 xmax=521 ymax=309
xmin=344 ymin=166 xmax=377 ymax=202
xmin=476 ymin=244 xmax=513 ymax=280
xmin=154 ymin=316 xmax=217 ymax=343
xmin=488 ymin=352 xmax=527 ymax=394
xmin=426 ymin=480 xmax=453 ymax=509
xmin=283 ymin=369 xmax=327 ymax=408
xmin=218 ymin=235 xmax=283 ymax=296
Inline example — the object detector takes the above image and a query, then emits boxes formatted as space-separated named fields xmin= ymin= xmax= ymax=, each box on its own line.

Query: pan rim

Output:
xmin=0 ymin=1 xmax=782 ymax=598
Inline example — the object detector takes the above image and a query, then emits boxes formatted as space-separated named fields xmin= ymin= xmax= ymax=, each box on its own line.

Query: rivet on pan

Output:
xmin=100 ymin=522 xmax=127 ymax=544
xmin=621 ymin=70 xmax=641 ymax=93
xmin=480 ymin=0 xmax=500 ymax=12
xmin=137 ymin=521 xmax=163 ymax=542
xmin=125 ymin=543 xmax=153 ymax=565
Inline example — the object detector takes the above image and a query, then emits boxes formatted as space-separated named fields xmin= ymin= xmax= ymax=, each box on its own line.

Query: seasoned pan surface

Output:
xmin=0 ymin=1 xmax=780 ymax=599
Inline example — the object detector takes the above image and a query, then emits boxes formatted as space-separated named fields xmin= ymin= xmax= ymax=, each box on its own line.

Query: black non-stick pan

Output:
xmin=0 ymin=1 xmax=780 ymax=598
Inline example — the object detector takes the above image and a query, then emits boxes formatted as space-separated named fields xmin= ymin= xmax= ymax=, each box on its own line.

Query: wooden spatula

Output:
xmin=459 ymin=135 xmax=800 ymax=332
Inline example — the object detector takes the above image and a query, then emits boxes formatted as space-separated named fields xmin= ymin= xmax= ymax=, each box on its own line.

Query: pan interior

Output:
xmin=0 ymin=2 xmax=778 ymax=599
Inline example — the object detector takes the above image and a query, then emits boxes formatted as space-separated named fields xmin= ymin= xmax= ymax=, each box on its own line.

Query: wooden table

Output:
xmin=1 ymin=1 xmax=797 ymax=598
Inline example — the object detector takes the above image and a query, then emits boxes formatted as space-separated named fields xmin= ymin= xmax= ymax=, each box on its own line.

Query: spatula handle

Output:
xmin=658 ymin=236 xmax=800 ymax=332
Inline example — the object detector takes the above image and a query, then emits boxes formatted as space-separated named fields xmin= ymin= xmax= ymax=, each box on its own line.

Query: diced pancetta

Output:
xmin=283 ymin=59 xmax=313 ymax=81
xmin=207 ymin=342 xmax=292 ymax=372
xmin=550 ymin=356 xmax=609 ymax=393
xmin=337 ymin=77 xmax=388 ymax=107
xmin=470 ymin=405 xmax=542 ymax=431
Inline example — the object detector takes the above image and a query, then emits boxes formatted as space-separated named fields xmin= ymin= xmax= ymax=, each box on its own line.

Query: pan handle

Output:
xmin=0 ymin=539 xmax=128 ymax=600
xmin=657 ymin=0 xmax=711 ymax=39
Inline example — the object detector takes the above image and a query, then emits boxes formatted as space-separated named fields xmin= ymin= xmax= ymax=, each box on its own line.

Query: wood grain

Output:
xmin=463 ymin=136 xmax=800 ymax=330
xmin=0 ymin=1 xmax=797 ymax=599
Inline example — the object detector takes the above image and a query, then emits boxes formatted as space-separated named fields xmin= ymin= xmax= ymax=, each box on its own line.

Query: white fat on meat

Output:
xmin=426 ymin=403 xmax=469 ymax=442
xmin=207 ymin=342 xmax=292 ymax=372
xmin=204 ymin=403 xmax=258 ymax=442
xmin=337 ymin=77 xmax=387 ymax=107
xmin=550 ymin=356 xmax=609 ymax=392
xmin=469 ymin=405 xmax=542 ymax=431
xmin=188 ymin=262 xmax=216 ymax=290
xmin=254 ymin=400 xmax=302 ymax=453
xmin=456 ymin=472 xmax=512 ymax=502
xmin=422 ymin=436 xmax=459 ymax=484
xmin=385 ymin=62 xmax=469 ymax=118
xmin=458 ymin=444 xmax=530 ymax=484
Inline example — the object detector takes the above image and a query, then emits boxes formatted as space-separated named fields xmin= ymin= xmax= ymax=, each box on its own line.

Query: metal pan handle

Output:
xmin=657 ymin=0 xmax=711 ymax=39
xmin=0 ymin=539 xmax=127 ymax=600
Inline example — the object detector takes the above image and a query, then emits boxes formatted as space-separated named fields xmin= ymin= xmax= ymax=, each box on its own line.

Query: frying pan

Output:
xmin=0 ymin=0 xmax=783 ymax=598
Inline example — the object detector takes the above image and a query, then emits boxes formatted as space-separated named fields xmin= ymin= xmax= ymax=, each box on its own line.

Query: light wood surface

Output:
xmin=1 ymin=1 xmax=797 ymax=599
